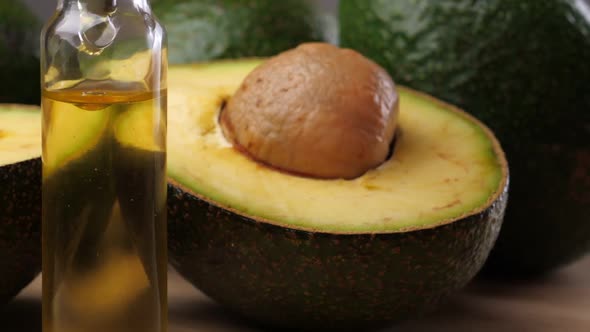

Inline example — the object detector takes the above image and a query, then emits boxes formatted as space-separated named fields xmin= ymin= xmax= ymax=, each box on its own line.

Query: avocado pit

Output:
xmin=220 ymin=43 xmax=399 ymax=179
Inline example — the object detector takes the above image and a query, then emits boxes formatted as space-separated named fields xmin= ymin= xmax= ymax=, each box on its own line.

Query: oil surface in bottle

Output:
xmin=42 ymin=81 xmax=167 ymax=332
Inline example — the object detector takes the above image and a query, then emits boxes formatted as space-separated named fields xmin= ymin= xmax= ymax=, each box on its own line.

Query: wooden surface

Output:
xmin=3 ymin=256 xmax=589 ymax=331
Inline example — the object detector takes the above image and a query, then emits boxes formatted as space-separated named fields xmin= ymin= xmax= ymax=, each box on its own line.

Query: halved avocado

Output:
xmin=165 ymin=60 xmax=509 ymax=328
xmin=0 ymin=104 xmax=41 ymax=304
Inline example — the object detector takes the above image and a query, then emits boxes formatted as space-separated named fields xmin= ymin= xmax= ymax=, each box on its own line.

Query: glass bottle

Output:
xmin=41 ymin=1 xmax=167 ymax=331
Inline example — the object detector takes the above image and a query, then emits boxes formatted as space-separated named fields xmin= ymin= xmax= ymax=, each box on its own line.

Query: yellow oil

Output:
xmin=42 ymin=82 xmax=167 ymax=332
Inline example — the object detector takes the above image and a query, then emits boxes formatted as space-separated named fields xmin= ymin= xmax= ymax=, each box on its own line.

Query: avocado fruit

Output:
xmin=151 ymin=0 xmax=325 ymax=63
xmin=340 ymin=0 xmax=590 ymax=277
xmin=0 ymin=2 xmax=41 ymax=104
xmin=0 ymin=104 xmax=41 ymax=304
xmin=163 ymin=59 xmax=509 ymax=328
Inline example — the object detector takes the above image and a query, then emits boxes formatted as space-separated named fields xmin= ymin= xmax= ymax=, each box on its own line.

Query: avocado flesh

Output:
xmin=340 ymin=0 xmax=590 ymax=275
xmin=0 ymin=104 xmax=41 ymax=304
xmin=165 ymin=60 xmax=508 ymax=328
xmin=0 ymin=105 xmax=41 ymax=167
xmin=168 ymin=61 xmax=504 ymax=233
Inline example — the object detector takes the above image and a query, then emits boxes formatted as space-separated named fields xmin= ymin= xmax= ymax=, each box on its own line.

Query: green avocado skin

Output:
xmin=0 ymin=158 xmax=41 ymax=304
xmin=340 ymin=0 xmax=590 ymax=276
xmin=152 ymin=0 xmax=324 ymax=64
xmin=0 ymin=2 xmax=41 ymax=105
xmin=167 ymin=184 xmax=507 ymax=328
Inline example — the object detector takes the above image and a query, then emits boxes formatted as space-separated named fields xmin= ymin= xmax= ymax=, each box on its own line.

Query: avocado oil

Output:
xmin=41 ymin=1 xmax=167 ymax=332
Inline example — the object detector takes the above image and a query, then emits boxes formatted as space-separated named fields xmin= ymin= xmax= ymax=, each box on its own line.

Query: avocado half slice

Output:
xmin=164 ymin=60 xmax=509 ymax=328
xmin=0 ymin=104 xmax=41 ymax=304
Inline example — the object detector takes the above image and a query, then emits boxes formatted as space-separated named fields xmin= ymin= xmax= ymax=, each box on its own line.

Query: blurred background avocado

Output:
xmin=23 ymin=0 xmax=338 ymax=21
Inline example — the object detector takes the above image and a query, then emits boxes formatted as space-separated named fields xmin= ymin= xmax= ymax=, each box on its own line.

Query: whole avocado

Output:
xmin=340 ymin=0 xmax=590 ymax=276
xmin=152 ymin=0 xmax=326 ymax=63
xmin=0 ymin=1 xmax=41 ymax=104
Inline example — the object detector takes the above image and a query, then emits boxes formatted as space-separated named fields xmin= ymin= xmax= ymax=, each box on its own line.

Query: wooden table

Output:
xmin=3 ymin=256 xmax=589 ymax=331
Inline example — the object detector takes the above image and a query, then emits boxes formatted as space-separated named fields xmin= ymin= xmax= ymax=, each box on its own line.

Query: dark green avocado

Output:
xmin=340 ymin=0 xmax=590 ymax=276
xmin=0 ymin=104 xmax=41 ymax=304
xmin=0 ymin=2 xmax=41 ymax=105
xmin=152 ymin=0 xmax=325 ymax=63
xmin=163 ymin=60 xmax=509 ymax=329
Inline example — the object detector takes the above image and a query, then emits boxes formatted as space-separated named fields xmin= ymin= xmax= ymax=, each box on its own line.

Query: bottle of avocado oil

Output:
xmin=41 ymin=1 xmax=167 ymax=331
